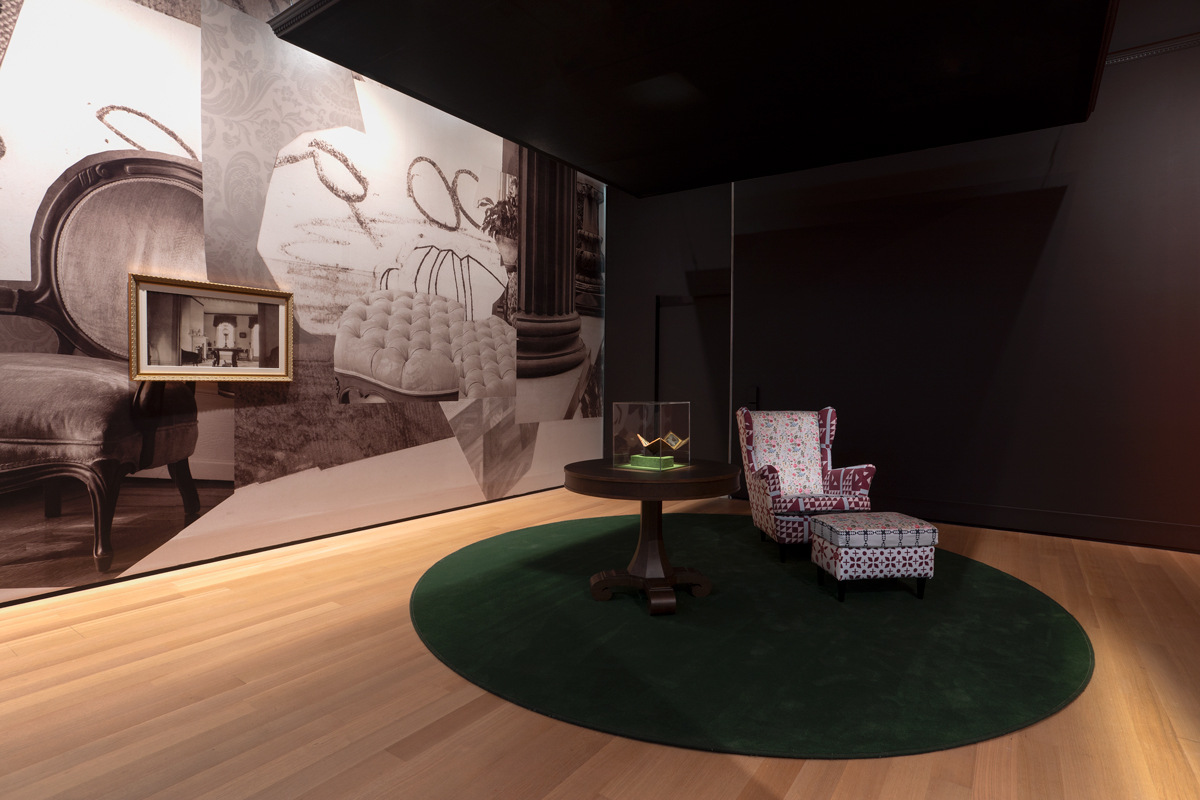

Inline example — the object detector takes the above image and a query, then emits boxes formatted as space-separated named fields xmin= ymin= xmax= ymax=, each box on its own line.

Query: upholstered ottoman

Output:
xmin=334 ymin=290 xmax=516 ymax=402
xmin=810 ymin=511 xmax=938 ymax=601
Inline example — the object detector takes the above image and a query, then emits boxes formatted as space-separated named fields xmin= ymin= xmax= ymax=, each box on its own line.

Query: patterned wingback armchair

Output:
xmin=736 ymin=407 xmax=876 ymax=559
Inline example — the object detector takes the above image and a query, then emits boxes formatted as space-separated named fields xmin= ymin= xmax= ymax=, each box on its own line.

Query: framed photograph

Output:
xmin=129 ymin=274 xmax=293 ymax=382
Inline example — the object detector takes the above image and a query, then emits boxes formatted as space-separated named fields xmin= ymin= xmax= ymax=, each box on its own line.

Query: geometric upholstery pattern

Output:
xmin=812 ymin=536 xmax=937 ymax=581
xmin=737 ymin=406 xmax=877 ymax=547
xmin=334 ymin=289 xmax=517 ymax=399
xmin=811 ymin=511 xmax=939 ymax=549
xmin=768 ymin=478 xmax=873 ymax=513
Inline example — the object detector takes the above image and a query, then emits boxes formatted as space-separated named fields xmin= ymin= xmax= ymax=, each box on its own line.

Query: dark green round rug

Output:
xmin=410 ymin=514 xmax=1093 ymax=758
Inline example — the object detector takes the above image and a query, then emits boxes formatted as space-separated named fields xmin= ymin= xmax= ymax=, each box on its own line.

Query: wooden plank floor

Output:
xmin=1 ymin=489 xmax=1199 ymax=799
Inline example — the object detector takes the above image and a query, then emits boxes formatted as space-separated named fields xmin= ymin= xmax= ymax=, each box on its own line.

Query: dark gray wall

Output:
xmin=1108 ymin=0 xmax=1200 ymax=51
xmin=604 ymin=184 xmax=732 ymax=462
xmin=732 ymin=45 xmax=1200 ymax=550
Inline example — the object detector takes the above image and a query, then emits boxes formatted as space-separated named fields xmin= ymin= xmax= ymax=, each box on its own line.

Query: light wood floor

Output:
xmin=1 ymin=489 xmax=1199 ymax=800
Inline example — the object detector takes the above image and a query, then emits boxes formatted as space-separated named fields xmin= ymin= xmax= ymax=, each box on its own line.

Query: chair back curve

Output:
xmin=3 ymin=150 xmax=204 ymax=360
xmin=737 ymin=407 xmax=837 ymax=496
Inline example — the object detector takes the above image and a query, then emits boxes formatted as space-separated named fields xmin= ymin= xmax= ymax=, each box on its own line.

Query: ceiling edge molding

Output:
xmin=1105 ymin=31 xmax=1200 ymax=65
xmin=1085 ymin=0 xmax=1120 ymax=117
xmin=268 ymin=0 xmax=342 ymax=36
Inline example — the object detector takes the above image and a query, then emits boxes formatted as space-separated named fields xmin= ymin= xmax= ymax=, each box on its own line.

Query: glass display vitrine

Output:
xmin=612 ymin=401 xmax=690 ymax=470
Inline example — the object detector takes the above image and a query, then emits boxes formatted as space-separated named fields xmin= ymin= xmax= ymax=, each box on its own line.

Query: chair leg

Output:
xmin=837 ymin=580 xmax=846 ymax=602
xmin=778 ymin=541 xmax=787 ymax=563
xmin=917 ymin=577 xmax=926 ymax=599
xmin=168 ymin=459 xmax=201 ymax=516
xmin=817 ymin=568 xmax=825 ymax=586
xmin=44 ymin=478 xmax=63 ymax=518
xmin=760 ymin=530 xmax=767 ymax=542
xmin=82 ymin=460 xmax=124 ymax=560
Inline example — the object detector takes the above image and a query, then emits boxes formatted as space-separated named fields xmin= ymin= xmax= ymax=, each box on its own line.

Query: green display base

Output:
xmin=629 ymin=454 xmax=675 ymax=469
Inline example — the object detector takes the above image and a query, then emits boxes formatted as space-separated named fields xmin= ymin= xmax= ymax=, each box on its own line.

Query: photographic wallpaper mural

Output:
xmin=0 ymin=0 xmax=604 ymax=604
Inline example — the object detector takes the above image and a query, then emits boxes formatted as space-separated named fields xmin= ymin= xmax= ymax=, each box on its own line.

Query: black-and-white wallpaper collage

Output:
xmin=0 ymin=0 xmax=604 ymax=603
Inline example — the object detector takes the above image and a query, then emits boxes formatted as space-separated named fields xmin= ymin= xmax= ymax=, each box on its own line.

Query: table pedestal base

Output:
xmin=589 ymin=500 xmax=712 ymax=615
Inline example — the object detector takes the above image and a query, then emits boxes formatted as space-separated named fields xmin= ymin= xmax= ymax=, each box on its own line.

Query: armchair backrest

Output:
xmin=0 ymin=150 xmax=204 ymax=359
xmin=737 ymin=407 xmax=838 ymax=495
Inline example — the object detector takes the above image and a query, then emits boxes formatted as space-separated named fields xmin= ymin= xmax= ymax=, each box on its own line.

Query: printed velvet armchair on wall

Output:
xmin=736 ymin=407 xmax=876 ymax=560
xmin=0 ymin=151 xmax=203 ymax=562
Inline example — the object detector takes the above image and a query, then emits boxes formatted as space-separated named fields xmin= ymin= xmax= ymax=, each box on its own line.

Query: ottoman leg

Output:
xmin=817 ymin=567 xmax=825 ymax=586
xmin=837 ymin=580 xmax=846 ymax=602
xmin=917 ymin=577 xmax=926 ymax=599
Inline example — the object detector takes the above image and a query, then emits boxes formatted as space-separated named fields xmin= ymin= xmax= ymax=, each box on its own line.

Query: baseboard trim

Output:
xmin=0 ymin=483 xmax=564 ymax=609
xmin=874 ymin=495 xmax=1200 ymax=553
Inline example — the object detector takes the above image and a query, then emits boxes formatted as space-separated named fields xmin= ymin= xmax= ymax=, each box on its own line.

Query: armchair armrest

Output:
xmin=747 ymin=464 xmax=797 ymax=514
xmin=825 ymin=464 xmax=875 ymax=496
xmin=753 ymin=465 xmax=781 ymax=492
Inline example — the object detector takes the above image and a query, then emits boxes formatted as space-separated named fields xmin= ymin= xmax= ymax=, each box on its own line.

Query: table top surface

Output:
xmin=563 ymin=458 xmax=741 ymax=501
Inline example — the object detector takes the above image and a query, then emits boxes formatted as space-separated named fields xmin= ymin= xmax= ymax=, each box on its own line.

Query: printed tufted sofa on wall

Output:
xmin=736 ymin=407 xmax=876 ymax=561
xmin=334 ymin=289 xmax=517 ymax=402
xmin=0 ymin=152 xmax=203 ymax=561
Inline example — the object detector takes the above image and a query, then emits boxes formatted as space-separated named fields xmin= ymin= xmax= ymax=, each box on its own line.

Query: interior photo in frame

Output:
xmin=129 ymin=274 xmax=293 ymax=381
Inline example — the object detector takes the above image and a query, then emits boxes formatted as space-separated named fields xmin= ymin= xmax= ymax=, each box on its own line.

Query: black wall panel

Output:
xmin=732 ymin=48 xmax=1200 ymax=550
xmin=604 ymin=185 xmax=732 ymax=463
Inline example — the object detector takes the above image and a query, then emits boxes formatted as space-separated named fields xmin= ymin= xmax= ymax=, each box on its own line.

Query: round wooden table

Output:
xmin=563 ymin=459 xmax=742 ymax=615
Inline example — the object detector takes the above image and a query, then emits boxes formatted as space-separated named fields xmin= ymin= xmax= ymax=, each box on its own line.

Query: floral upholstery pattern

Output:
xmin=811 ymin=512 xmax=939 ymax=549
xmin=812 ymin=537 xmax=936 ymax=581
xmin=747 ymin=410 xmax=823 ymax=495
xmin=737 ymin=407 xmax=876 ymax=545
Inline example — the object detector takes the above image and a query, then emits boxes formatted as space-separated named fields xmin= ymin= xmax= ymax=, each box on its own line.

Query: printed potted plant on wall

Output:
xmin=479 ymin=191 xmax=519 ymax=268
xmin=479 ymin=187 xmax=520 ymax=321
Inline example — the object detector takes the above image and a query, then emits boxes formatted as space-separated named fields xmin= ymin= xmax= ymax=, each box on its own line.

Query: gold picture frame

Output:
xmin=129 ymin=274 xmax=294 ymax=382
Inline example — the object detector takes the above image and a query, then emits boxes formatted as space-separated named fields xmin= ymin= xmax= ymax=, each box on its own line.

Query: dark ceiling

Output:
xmin=275 ymin=0 xmax=1118 ymax=197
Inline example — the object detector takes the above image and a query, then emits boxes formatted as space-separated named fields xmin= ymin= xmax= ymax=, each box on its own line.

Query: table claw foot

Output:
xmin=590 ymin=569 xmax=636 ymax=601
xmin=646 ymin=586 xmax=676 ymax=615
xmin=673 ymin=567 xmax=712 ymax=598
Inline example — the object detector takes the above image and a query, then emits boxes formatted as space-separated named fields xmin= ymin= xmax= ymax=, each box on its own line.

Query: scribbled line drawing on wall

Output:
xmin=379 ymin=245 xmax=505 ymax=320
xmin=275 ymin=138 xmax=379 ymax=246
xmin=95 ymin=105 xmax=198 ymax=161
xmin=0 ymin=133 xmax=6 ymax=161
xmin=407 ymin=156 xmax=485 ymax=232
